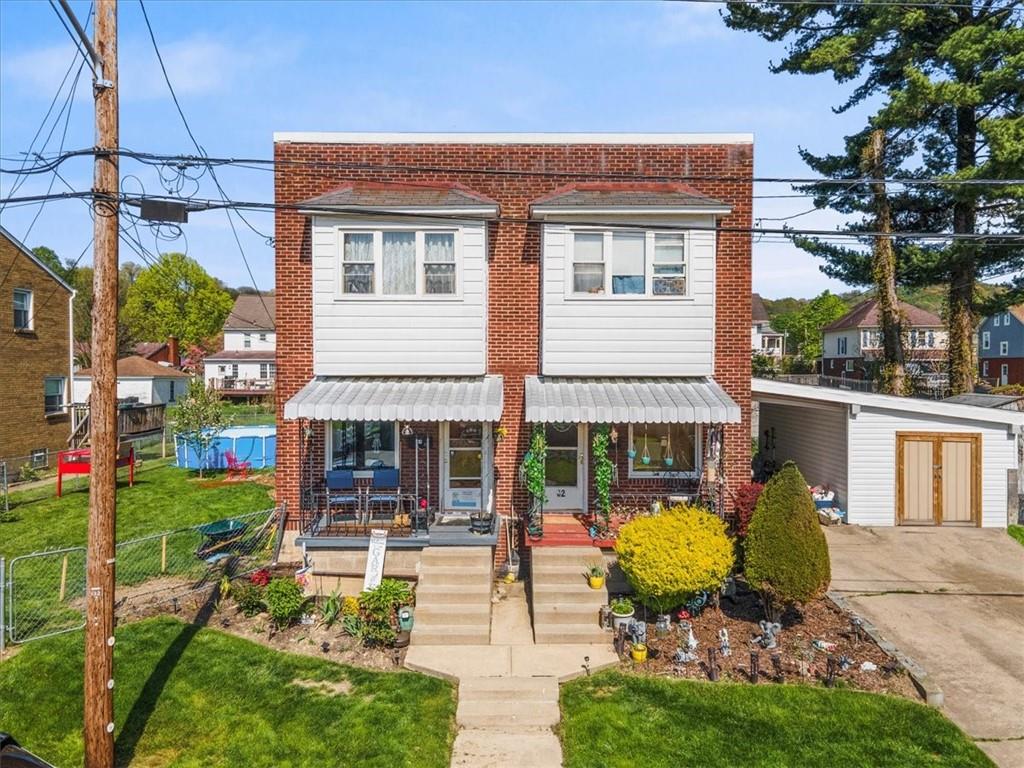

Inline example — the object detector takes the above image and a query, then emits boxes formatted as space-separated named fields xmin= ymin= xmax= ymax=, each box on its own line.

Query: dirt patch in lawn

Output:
xmin=617 ymin=582 xmax=918 ymax=699
xmin=290 ymin=677 xmax=354 ymax=696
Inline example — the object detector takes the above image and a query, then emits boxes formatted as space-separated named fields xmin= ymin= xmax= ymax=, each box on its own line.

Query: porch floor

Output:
xmin=525 ymin=513 xmax=617 ymax=549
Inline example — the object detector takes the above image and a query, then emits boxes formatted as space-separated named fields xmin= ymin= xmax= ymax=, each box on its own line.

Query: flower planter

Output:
xmin=664 ymin=457 xmax=674 ymax=468
xmin=611 ymin=606 xmax=635 ymax=631
xmin=631 ymin=643 xmax=648 ymax=663
xmin=588 ymin=574 xmax=606 ymax=590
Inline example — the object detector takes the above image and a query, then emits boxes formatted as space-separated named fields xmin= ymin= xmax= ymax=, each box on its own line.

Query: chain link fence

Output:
xmin=1 ymin=505 xmax=285 ymax=650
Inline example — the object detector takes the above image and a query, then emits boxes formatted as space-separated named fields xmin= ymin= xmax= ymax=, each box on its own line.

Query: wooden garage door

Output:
xmin=897 ymin=433 xmax=981 ymax=526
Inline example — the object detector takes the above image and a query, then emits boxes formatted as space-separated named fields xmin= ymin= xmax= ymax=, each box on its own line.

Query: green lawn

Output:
xmin=560 ymin=672 xmax=992 ymax=768
xmin=1009 ymin=525 xmax=1024 ymax=547
xmin=0 ymin=616 xmax=456 ymax=768
xmin=1 ymin=461 xmax=274 ymax=559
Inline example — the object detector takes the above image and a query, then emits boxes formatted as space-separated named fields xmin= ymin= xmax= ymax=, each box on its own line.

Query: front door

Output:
xmin=897 ymin=433 xmax=980 ymax=526
xmin=444 ymin=422 xmax=484 ymax=513
xmin=1001 ymin=364 xmax=1009 ymax=386
xmin=545 ymin=423 xmax=585 ymax=511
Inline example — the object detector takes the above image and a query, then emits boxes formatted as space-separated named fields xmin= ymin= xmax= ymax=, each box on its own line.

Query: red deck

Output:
xmin=525 ymin=513 xmax=618 ymax=549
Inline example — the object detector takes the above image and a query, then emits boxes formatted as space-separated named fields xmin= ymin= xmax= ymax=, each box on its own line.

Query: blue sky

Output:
xmin=0 ymin=0 xmax=873 ymax=299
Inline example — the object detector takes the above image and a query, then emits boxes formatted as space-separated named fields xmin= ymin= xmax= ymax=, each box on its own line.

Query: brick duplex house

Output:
xmin=274 ymin=133 xmax=752 ymax=642
xmin=0 ymin=225 xmax=74 ymax=473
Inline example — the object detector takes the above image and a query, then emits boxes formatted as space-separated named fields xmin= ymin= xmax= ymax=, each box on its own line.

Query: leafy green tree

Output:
xmin=31 ymin=245 xmax=73 ymax=282
xmin=173 ymin=378 xmax=230 ymax=478
xmin=122 ymin=252 xmax=233 ymax=348
xmin=772 ymin=291 xmax=848 ymax=365
xmin=68 ymin=264 xmax=139 ymax=366
xmin=724 ymin=2 xmax=1024 ymax=394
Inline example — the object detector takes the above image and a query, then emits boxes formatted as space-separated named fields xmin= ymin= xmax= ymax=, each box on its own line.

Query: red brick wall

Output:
xmin=979 ymin=357 xmax=1024 ymax=386
xmin=275 ymin=141 xmax=753 ymax=528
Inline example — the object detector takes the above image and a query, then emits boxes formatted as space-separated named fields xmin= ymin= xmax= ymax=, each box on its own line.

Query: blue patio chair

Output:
xmin=325 ymin=470 xmax=361 ymax=523
xmin=367 ymin=468 xmax=400 ymax=524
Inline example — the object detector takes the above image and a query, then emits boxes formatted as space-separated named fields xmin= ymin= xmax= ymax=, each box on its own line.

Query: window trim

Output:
xmin=626 ymin=423 xmax=702 ymax=480
xmin=326 ymin=420 xmax=401 ymax=478
xmin=565 ymin=228 xmax=691 ymax=301
xmin=982 ymin=331 xmax=990 ymax=350
xmin=44 ymin=376 xmax=66 ymax=416
xmin=982 ymin=360 xmax=989 ymax=377
xmin=13 ymin=288 xmax=33 ymax=331
xmin=837 ymin=336 xmax=848 ymax=356
xmin=995 ymin=315 xmax=1001 ymax=327
xmin=845 ymin=359 xmax=854 ymax=372
xmin=1000 ymin=340 xmax=1009 ymax=356
xmin=334 ymin=225 xmax=463 ymax=301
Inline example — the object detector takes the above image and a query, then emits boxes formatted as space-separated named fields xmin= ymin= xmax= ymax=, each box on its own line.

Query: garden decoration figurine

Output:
xmin=719 ymin=627 xmax=731 ymax=657
xmin=825 ymin=656 xmax=839 ymax=688
xmin=850 ymin=616 xmax=863 ymax=644
xmin=755 ymin=620 xmax=781 ymax=650
xmin=629 ymin=619 xmax=647 ymax=646
xmin=673 ymin=647 xmax=698 ymax=664
xmin=678 ymin=620 xmax=698 ymax=651
xmin=771 ymin=653 xmax=784 ymax=680
xmin=838 ymin=655 xmax=853 ymax=672
xmin=685 ymin=591 xmax=709 ymax=617
xmin=707 ymin=648 xmax=720 ymax=681
xmin=614 ymin=625 xmax=629 ymax=656
xmin=655 ymin=614 xmax=672 ymax=637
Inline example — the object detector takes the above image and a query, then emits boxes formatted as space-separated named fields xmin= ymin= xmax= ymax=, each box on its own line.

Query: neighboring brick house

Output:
xmin=822 ymin=299 xmax=947 ymax=381
xmin=203 ymin=294 xmax=276 ymax=400
xmin=977 ymin=305 xmax=1024 ymax=386
xmin=275 ymin=132 xmax=752 ymax=583
xmin=133 ymin=338 xmax=181 ymax=367
xmin=751 ymin=293 xmax=783 ymax=357
xmin=0 ymin=225 xmax=74 ymax=472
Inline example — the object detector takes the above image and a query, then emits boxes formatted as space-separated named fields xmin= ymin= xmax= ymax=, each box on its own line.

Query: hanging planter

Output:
xmin=665 ymin=456 xmax=674 ymax=468
xmin=627 ymin=445 xmax=637 ymax=460
xmin=664 ymin=429 xmax=674 ymax=467
xmin=640 ymin=425 xmax=651 ymax=465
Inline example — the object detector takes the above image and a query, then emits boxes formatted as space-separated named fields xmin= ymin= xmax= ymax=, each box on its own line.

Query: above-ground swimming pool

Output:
xmin=175 ymin=425 xmax=276 ymax=469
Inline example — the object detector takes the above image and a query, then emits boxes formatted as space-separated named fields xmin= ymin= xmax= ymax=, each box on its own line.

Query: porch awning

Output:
xmin=524 ymin=376 xmax=741 ymax=424
xmin=284 ymin=376 xmax=504 ymax=422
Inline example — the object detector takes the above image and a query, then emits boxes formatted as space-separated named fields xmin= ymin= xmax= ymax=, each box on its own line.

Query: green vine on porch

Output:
xmin=592 ymin=424 xmax=614 ymax=536
xmin=520 ymin=424 xmax=547 ymax=536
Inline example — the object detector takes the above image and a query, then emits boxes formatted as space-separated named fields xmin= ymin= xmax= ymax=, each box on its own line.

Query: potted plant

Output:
xmin=586 ymin=564 xmax=606 ymax=590
xmin=610 ymin=597 xmax=634 ymax=630
xmin=631 ymin=642 xmax=648 ymax=663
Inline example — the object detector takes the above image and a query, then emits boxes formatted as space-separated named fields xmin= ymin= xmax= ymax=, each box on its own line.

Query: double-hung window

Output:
xmin=340 ymin=229 xmax=458 ymax=297
xmin=44 ymin=376 xmax=65 ymax=414
xmin=243 ymin=333 xmax=252 ymax=349
xmin=1000 ymin=341 xmax=1009 ymax=356
xmin=342 ymin=232 xmax=375 ymax=294
xmin=330 ymin=421 xmax=397 ymax=471
xmin=13 ymin=288 xmax=32 ymax=331
xmin=837 ymin=337 xmax=848 ymax=355
xmin=570 ymin=230 xmax=687 ymax=297
xmin=982 ymin=331 xmax=990 ymax=350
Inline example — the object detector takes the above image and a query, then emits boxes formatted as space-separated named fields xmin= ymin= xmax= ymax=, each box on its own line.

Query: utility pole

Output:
xmin=82 ymin=0 xmax=118 ymax=765
xmin=862 ymin=129 xmax=906 ymax=396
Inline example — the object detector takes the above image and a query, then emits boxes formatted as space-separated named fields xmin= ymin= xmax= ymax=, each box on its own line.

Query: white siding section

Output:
xmin=204 ymin=361 xmax=270 ymax=385
xmin=759 ymin=402 xmax=848 ymax=509
xmin=73 ymin=377 xmax=184 ymax=404
xmin=848 ymin=408 xmax=1014 ymax=528
xmin=541 ymin=219 xmax=716 ymax=376
xmin=822 ymin=329 xmax=860 ymax=359
xmin=224 ymin=330 xmax=276 ymax=351
xmin=312 ymin=216 xmax=487 ymax=375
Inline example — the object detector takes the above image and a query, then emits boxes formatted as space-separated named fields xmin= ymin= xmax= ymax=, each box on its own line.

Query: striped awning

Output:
xmin=524 ymin=376 xmax=740 ymax=424
xmin=284 ymin=376 xmax=504 ymax=422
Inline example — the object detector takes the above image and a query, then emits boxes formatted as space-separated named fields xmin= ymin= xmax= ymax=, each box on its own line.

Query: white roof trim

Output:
xmin=753 ymin=378 xmax=1024 ymax=427
xmin=274 ymin=132 xmax=754 ymax=145
xmin=532 ymin=206 xmax=732 ymax=218
xmin=0 ymin=224 xmax=74 ymax=294
xmin=284 ymin=376 xmax=504 ymax=422
xmin=301 ymin=206 xmax=499 ymax=218
xmin=525 ymin=376 xmax=741 ymax=424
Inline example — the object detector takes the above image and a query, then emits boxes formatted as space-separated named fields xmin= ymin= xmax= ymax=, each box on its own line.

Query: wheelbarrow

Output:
xmin=196 ymin=518 xmax=249 ymax=564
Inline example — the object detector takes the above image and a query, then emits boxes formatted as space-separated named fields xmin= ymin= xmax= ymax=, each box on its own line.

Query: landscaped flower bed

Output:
xmin=614 ymin=580 xmax=917 ymax=699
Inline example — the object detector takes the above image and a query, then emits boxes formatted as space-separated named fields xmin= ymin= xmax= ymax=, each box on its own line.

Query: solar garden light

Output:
xmin=707 ymin=648 xmax=720 ymax=681
xmin=750 ymin=651 xmax=760 ymax=683
xmin=825 ymin=656 xmax=839 ymax=688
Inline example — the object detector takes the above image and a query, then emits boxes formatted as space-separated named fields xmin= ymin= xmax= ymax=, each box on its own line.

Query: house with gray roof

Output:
xmin=203 ymin=293 xmax=276 ymax=400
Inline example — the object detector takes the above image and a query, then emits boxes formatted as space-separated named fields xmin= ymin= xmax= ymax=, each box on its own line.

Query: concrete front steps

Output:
xmin=531 ymin=546 xmax=610 ymax=645
xmin=411 ymin=547 xmax=493 ymax=646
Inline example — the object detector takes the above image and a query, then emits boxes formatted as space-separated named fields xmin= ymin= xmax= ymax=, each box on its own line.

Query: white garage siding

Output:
xmin=759 ymin=401 xmax=848 ymax=509
xmin=848 ymin=408 xmax=1015 ymax=528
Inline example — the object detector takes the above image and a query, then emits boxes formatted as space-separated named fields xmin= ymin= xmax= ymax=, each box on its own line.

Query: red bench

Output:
xmin=56 ymin=446 xmax=135 ymax=497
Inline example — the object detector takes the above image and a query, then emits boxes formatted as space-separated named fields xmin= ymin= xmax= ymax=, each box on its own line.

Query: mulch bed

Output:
xmin=617 ymin=582 xmax=918 ymax=699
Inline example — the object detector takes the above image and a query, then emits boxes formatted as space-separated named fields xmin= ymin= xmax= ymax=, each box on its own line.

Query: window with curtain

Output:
xmin=331 ymin=421 xmax=397 ymax=470
xmin=424 ymin=232 xmax=456 ymax=294
xmin=342 ymin=233 xmax=374 ymax=294
xmin=383 ymin=231 xmax=416 ymax=295
xmin=572 ymin=233 xmax=605 ymax=294
xmin=653 ymin=233 xmax=686 ymax=295
xmin=611 ymin=232 xmax=645 ymax=294
xmin=629 ymin=423 xmax=698 ymax=476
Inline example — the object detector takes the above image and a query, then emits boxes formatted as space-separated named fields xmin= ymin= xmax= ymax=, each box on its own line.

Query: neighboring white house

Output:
xmin=73 ymin=355 xmax=191 ymax=405
xmin=751 ymin=293 xmax=783 ymax=358
xmin=203 ymin=294 xmax=276 ymax=398
xmin=753 ymin=378 xmax=1023 ymax=529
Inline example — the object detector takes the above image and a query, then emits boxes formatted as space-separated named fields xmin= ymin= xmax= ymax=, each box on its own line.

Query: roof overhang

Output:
xmin=524 ymin=377 xmax=741 ymax=424
xmin=284 ymin=376 xmax=504 ymax=422
xmin=531 ymin=206 xmax=732 ymax=219
xmin=301 ymin=205 xmax=499 ymax=219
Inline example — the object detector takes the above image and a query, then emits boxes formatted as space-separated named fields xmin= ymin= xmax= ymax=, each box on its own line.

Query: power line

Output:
xmin=672 ymin=0 xmax=1022 ymax=9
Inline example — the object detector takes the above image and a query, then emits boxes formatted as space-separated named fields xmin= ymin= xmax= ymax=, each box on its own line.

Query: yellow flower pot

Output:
xmin=631 ymin=644 xmax=648 ymax=663
xmin=588 ymin=574 xmax=606 ymax=590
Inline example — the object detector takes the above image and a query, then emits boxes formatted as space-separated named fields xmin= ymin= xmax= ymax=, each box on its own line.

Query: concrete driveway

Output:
xmin=826 ymin=527 xmax=1024 ymax=767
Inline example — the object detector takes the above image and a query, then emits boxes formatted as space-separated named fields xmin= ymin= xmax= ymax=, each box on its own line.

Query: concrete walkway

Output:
xmin=826 ymin=526 xmax=1024 ymax=768
xmin=405 ymin=581 xmax=618 ymax=768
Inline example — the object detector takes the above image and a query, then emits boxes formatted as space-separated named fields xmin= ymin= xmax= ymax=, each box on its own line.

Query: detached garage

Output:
xmin=753 ymin=379 xmax=1023 ymax=528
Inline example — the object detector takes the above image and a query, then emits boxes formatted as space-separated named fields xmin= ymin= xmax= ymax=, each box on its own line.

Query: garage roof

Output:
xmin=753 ymin=378 xmax=1024 ymax=428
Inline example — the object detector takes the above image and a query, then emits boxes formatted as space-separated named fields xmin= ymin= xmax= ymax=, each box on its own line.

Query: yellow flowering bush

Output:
xmin=614 ymin=505 xmax=735 ymax=613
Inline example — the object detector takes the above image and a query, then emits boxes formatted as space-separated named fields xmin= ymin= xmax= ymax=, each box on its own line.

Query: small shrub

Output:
xmin=250 ymin=569 xmax=270 ymax=587
xmin=18 ymin=463 xmax=40 ymax=483
xmin=733 ymin=483 xmax=764 ymax=538
xmin=234 ymin=583 xmax=266 ymax=617
xmin=342 ymin=613 xmax=364 ymax=638
xmin=264 ymin=578 xmax=308 ymax=629
xmin=361 ymin=620 xmax=397 ymax=647
xmin=359 ymin=578 xmax=412 ymax=621
xmin=341 ymin=595 xmax=361 ymax=617
xmin=614 ymin=505 xmax=735 ymax=613
xmin=744 ymin=461 xmax=831 ymax=620
xmin=610 ymin=597 xmax=633 ymax=615
xmin=320 ymin=589 xmax=342 ymax=628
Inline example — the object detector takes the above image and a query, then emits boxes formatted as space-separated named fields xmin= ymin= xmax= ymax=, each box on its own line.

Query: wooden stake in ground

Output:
xmin=84 ymin=1 xmax=118 ymax=765
xmin=861 ymin=129 xmax=906 ymax=396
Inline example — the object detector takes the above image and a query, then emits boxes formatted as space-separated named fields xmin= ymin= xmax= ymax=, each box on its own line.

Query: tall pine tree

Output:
xmin=725 ymin=2 xmax=1024 ymax=393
